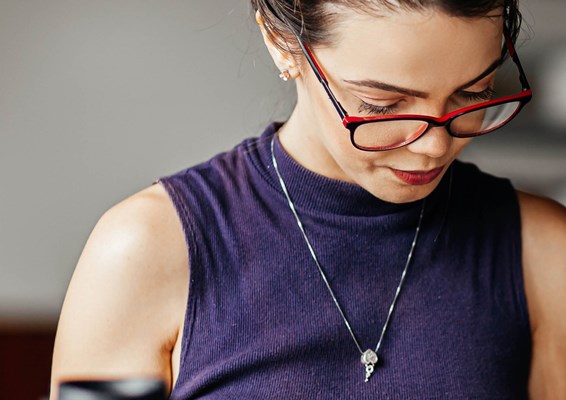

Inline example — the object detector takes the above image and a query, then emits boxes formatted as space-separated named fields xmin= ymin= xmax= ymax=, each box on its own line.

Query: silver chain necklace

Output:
xmin=270 ymin=136 xmax=425 ymax=383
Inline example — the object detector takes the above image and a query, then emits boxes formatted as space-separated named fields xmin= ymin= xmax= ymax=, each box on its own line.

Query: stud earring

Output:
xmin=279 ymin=70 xmax=291 ymax=81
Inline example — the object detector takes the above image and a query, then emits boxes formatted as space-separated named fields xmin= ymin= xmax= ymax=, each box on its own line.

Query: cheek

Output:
xmin=453 ymin=137 xmax=474 ymax=156
xmin=327 ymin=133 xmax=394 ymax=183
xmin=302 ymin=74 xmax=354 ymax=148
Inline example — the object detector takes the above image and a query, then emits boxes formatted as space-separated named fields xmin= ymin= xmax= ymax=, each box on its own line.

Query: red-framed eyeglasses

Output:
xmin=294 ymin=27 xmax=533 ymax=151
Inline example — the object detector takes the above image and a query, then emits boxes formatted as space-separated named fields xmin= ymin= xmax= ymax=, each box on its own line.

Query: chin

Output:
xmin=365 ymin=179 xmax=440 ymax=204
xmin=376 ymin=190 xmax=430 ymax=204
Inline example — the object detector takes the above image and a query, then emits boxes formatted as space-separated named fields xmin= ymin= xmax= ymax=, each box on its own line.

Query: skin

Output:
xmin=272 ymin=8 xmax=496 ymax=204
xmin=50 ymin=7 xmax=566 ymax=399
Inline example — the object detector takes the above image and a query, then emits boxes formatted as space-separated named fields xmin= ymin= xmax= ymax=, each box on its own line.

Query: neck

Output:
xmin=278 ymin=105 xmax=354 ymax=184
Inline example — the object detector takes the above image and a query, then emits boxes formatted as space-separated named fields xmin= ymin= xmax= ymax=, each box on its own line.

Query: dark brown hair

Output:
xmin=252 ymin=0 xmax=521 ymax=54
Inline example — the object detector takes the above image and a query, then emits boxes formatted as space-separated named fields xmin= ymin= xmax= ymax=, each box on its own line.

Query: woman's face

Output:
xmin=278 ymin=7 xmax=504 ymax=203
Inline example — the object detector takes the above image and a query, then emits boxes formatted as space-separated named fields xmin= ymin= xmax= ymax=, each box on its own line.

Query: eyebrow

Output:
xmin=342 ymin=57 xmax=504 ymax=98
xmin=455 ymin=57 xmax=504 ymax=91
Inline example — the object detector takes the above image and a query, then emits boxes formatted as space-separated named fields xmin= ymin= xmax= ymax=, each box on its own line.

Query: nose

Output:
xmin=405 ymin=125 xmax=452 ymax=159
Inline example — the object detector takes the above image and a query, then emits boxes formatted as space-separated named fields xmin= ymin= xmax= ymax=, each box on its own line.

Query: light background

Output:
xmin=0 ymin=0 xmax=565 ymax=325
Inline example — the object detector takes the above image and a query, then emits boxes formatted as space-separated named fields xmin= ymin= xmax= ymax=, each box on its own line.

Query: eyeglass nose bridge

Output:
xmin=416 ymin=114 xmax=459 ymax=139
xmin=415 ymin=104 xmax=499 ymax=144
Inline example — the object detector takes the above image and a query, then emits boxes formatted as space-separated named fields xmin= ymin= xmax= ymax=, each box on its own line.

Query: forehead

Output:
xmin=315 ymin=8 xmax=504 ymax=92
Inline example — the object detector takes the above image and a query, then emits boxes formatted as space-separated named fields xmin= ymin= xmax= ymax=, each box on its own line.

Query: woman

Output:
xmin=50 ymin=0 xmax=566 ymax=398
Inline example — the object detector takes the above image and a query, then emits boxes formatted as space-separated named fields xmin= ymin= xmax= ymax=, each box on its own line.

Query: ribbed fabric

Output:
xmin=159 ymin=123 xmax=530 ymax=399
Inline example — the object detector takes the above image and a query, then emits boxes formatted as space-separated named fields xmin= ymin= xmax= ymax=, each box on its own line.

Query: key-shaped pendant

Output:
xmin=364 ymin=362 xmax=374 ymax=382
xmin=361 ymin=349 xmax=378 ymax=383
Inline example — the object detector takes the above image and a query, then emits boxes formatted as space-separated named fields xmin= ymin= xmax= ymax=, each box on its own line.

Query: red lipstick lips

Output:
xmin=390 ymin=166 xmax=444 ymax=185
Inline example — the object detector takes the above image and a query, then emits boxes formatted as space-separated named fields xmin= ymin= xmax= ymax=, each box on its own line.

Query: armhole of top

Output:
xmin=153 ymin=177 xmax=200 ymax=393
xmin=510 ymin=188 xmax=532 ymax=333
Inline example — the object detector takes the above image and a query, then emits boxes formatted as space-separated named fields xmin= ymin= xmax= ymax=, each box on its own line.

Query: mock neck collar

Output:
xmin=249 ymin=122 xmax=448 ymax=217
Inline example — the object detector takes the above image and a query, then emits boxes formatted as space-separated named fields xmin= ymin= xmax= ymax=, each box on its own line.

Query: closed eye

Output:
xmin=457 ymin=87 xmax=496 ymax=103
xmin=357 ymin=100 xmax=401 ymax=115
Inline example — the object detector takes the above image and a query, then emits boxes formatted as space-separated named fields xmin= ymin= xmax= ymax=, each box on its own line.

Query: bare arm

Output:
xmin=519 ymin=191 xmax=566 ymax=399
xmin=50 ymin=184 xmax=188 ymax=399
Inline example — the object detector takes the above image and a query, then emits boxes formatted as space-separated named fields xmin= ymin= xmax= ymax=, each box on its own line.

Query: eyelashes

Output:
xmin=458 ymin=87 xmax=496 ymax=102
xmin=357 ymin=101 xmax=400 ymax=115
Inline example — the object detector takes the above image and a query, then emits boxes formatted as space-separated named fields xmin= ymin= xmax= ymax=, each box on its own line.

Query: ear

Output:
xmin=256 ymin=11 xmax=301 ymax=80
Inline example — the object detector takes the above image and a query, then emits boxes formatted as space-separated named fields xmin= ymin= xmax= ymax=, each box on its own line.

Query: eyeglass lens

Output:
xmin=353 ymin=101 xmax=523 ymax=150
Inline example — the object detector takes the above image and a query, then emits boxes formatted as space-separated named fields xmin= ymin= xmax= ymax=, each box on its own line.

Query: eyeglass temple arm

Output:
xmin=503 ymin=27 xmax=531 ymax=91
xmin=294 ymin=37 xmax=349 ymax=121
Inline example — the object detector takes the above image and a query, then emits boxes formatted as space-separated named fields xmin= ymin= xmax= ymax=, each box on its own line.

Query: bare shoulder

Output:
xmin=517 ymin=191 xmax=566 ymax=398
xmin=51 ymin=183 xmax=188 ymax=397
xmin=517 ymin=190 xmax=566 ymax=325
xmin=518 ymin=190 xmax=566 ymax=241
xmin=91 ymin=183 xmax=186 ymax=267
xmin=518 ymin=191 xmax=566 ymax=302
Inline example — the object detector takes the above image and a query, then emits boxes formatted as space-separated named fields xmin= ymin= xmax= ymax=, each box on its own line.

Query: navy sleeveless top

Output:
xmin=159 ymin=123 xmax=530 ymax=399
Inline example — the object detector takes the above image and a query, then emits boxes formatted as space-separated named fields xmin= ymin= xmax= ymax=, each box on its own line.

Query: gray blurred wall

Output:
xmin=0 ymin=0 xmax=564 ymax=324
